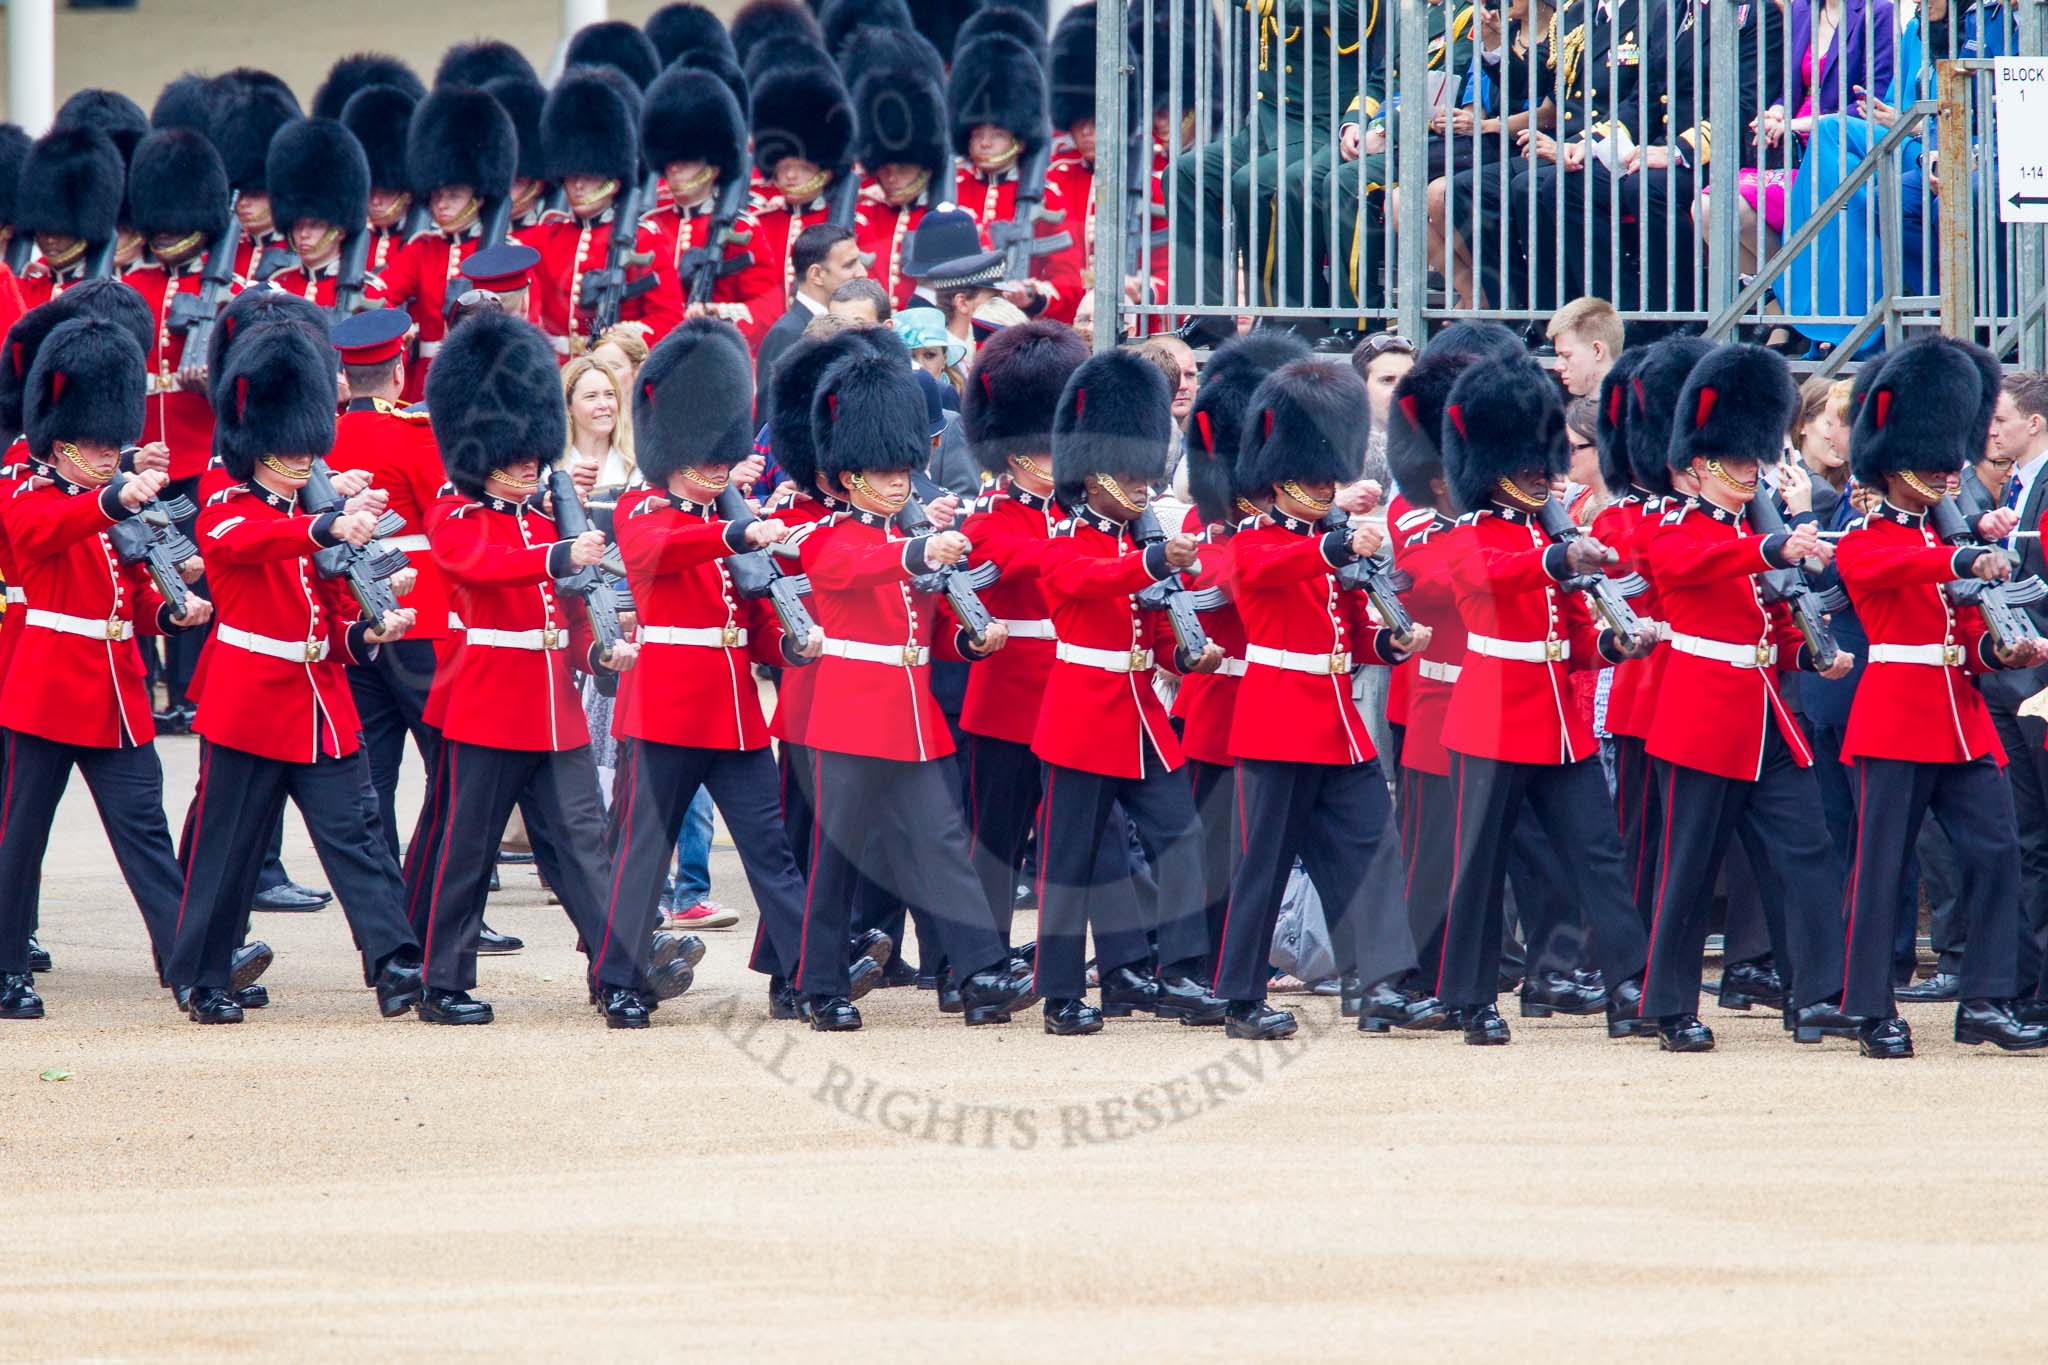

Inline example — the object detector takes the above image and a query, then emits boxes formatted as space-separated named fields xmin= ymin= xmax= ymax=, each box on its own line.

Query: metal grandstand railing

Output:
xmin=1092 ymin=0 xmax=2048 ymax=366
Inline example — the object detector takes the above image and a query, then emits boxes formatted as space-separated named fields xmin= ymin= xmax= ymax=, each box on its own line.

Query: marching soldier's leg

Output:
xmin=1183 ymin=758 xmax=1239 ymax=980
xmin=1639 ymin=760 xmax=1741 ymax=1027
xmin=1611 ymin=733 xmax=1662 ymax=930
xmin=418 ymin=742 xmax=530 ymax=1007
xmin=1841 ymin=757 xmax=1935 ymax=1025
xmin=704 ymin=746 xmax=812 ymax=986
xmin=780 ymin=741 xmax=818 ymax=875
xmin=166 ymin=743 xmax=288 ymax=998
xmin=797 ymin=750 xmax=884 ymax=1007
xmin=1523 ymin=758 xmax=1651 ymax=1035
xmin=1212 ymin=758 xmax=1313 ymax=1006
xmin=0 ymin=734 xmax=73 ymax=978
xmin=1121 ymin=755 xmax=1208 ymax=978
xmin=1400 ymin=770 xmax=1456 ymax=980
xmin=966 ymin=734 xmax=1039 ymax=948
xmin=527 ymin=747 xmax=647 ymax=999
xmin=1032 ymin=762 xmax=1116 ymax=1006
xmin=78 ymin=739 xmax=214 ymax=978
xmin=1435 ymin=752 xmax=1522 ymax=1017
xmin=284 ymin=750 xmax=423 ymax=993
xmin=1933 ymin=757 xmax=2024 ymax=1008
xmin=1301 ymin=762 xmax=1441 ymax=1036
xmin=1737 ymin=737 xmax=1847 ymax=1013
xmin=401 ymin=738 xmax=451 ymax=940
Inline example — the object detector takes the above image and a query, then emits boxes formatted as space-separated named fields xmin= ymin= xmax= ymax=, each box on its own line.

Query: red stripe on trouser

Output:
xmin=1210 ymin=767 xmax=1246 ymax=997
xmin=793 ymin=749 xmax=824 ymax=988
xmin=592 ymin=743 xmax=638 ymax=986
xmin=422 ymin=746 xmax=461 ymax=979
xmin=173 ymin=743 xmax=212 ymax=937
xmin=1639 ymin=764 xmax=1681 ymax=1009
xmin=1434 ymin=754 xmax=1466 ymax=999
xmin=1839 ymin=761 xmax=1869 ymax=1004
xmin=1033 ymin=766 xmax=1055 ymax=915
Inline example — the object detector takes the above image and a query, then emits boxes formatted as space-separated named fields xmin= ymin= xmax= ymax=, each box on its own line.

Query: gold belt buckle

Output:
xmin=105 ymin=616 xmax=123 ymax=640
xmin=1943 ymin=644 xmax=1963 ymax=667
xmin=721 ymin=624 xmax=741 ymax=648
xmin=1544 ymin=638 xmax=1564 ymax=662
xmin=1129 ymin=647 xmax=1150 ymax=671
xmin=303 ymin=640 xmax=323 ymax=663
xmin=541 ymin=627 xmax=562 ymax=650
xmin=902 ymin=644 xmax=922 ymax=666
xmin=1754 ymin=643 xmax=1774 ymax=668
xmin=1329 ymin=651 xmax=1350 ymax=674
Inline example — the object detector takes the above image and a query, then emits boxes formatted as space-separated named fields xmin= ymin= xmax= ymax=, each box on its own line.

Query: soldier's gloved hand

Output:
xmin=794 ymin=632 xmax=825 ymax=661
xmin=1978 ymin=506 xmax=2022 ymax=542
xmin=1997 ymin=638 xmax=2048 ymax=668
xmin=925 ymin=530 xmax=971 ymax=567
xmin=1782 ymin=522 xmax=1823 ymax=564
xmin=926 ymin=493 xmax=962 ymax=530
xmin=1973 ymin=550 xmax=2015 ymax=583
xmin=1348 ymin=521 xmax=1384 ymax=559
xmin=333 ymin=510 xmax=379 ymax=547
xmin=569 ymin=529 xmax=609 ymax=567
xmin=119 ymin=468 xmax=170 ymax=510
xmin=972 ymin=620 xmax=1010 ymax=654
xmin=172 ymin=596 xmax=213 ymax=629
xmin=744 ymin=520 xmax=790 ymax=548
xmin=388 ymin=567 xmax=418 ymax=597
xmin=343 ymin=486 xmax=388 ymax=518
xmin=1393 ymin=623 xmax=1434 ymax=657
xmin=569 ymin=453 xmax=602 ymax=501
xmin=1817 ymin=650 xmax=1856 ymax=681
xmin=1565 ymin=536 xmax=1616 ymax=575
xmin=1188 ymin=642 xmax=1226 ymax=674
xmin=1164 ymin=534 xmax=1202 ymax=570
xmin=367 ymin=608 xmax=415 ymax=644
xmin=1336 ymin=479 xmax=1382 ymax=515
xmin=131 ymin=442 xmax=172 ymax=476
xmin=332 ymin=467 xmax=375 ymax=498
xmin=178 ymin=556 xmax=205 ymax=584
xmin=601 ymin=640 xmax=640 ymax=672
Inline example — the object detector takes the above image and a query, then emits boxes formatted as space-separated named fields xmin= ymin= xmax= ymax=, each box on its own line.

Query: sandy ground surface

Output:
xmin=5 ymin=732 xmax=2048 ymax=1360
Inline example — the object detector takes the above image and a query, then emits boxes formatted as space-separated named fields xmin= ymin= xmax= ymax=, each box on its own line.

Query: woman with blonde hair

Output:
xmin=586 ymin=326 xmax=649 ymax=391
xmin=563 ymin=353 xmax=637 ymax=487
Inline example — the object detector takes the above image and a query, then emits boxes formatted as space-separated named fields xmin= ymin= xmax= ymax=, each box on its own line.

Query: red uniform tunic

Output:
xmin=613 ymin=490 xmax=786 ymax=750
xmin=852 ymin=189 xmax=933 ymax=311
xmin=1440 ymin=505 xmax=1610 ymax=765
xmin=0 ymin=456 xmax=34 ymax=684
xmin=425 ymin=491 xmax=601 ymax=752
xmin=1169 ymin=508 xmax=1248 ymax=768
xmin=734 ymin=190 xmax=832 ymax=352
xmin=796 ymin=505 xmax=976 ymax=763
xmin=640 ymin=196 xmax=774 ymax=330
xmin=265 ymin=256 xmax=389 ymax=311
xmin=125 ymin=259 xmax=240 ymax=482
xmin=957 ymin=480 xmax=1062 ymax=746
xmin=1387 ymin=502 xmax=1470 ymax=777
xmin=15 ymin=259 xmax=90 ymax=310
xmin=953 ymin=167 xmax=1084 ymax=321
xmin=193 ymin=481 xmax=371 ymax=762
xmin=1591 ymin=492 xmax=1671 ymax=740
xmin=1030 ymin=506 xmax=1180 ymax=778
xmin=232 ymin=230 xmax=290 ymax=283
xmin=529 ymin=208 xmax=683 ymax=358
xmin=1834 ymin=502 xmax=2004 ymax=766
xmin=0 ymin=471 xmax=178 ymax=748
xmin=323 ymin=397 xmax=452 ymax=640
xmin=367 ymin=223 xmax=406 ymax=276
xmin=1642 ymin=499 xmax=1813 ymax=782
xmin=0 ymin=262 xmax=25 ymax=340
xmin=1228 ymin=512 xmax=1389 ymax=765
xmin=764 ymin=491 xmax=837 ymax=746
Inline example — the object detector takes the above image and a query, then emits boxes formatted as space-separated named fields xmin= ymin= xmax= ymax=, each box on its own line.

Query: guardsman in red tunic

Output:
xmin=0 ymin=318 xmax=259 ymax=1020
xmin=264 ymin=118 xmax=389 ymax=313
xmin=337 ymin=83 xmax=426 ymax=278
xmin=1173 ymin=333 xmax=1308 ymax=985
xmin=1207 ymin=360 xmax=1432 ymax=1041
xmin=1031 ymin=350 xmax=1224 ymax=1035
xmin=1638 ymin=345 xmax=1857 ymax=1052
xmin=14 ymin=126 xmax=125 ymax=311
xmin=374 ymin=87 xmax=519 ymax=402
xmin=639 ymin=66 xmax=772 ymax=331
xmin=737 ymin=57 xmax=856 ymax=352
xmin=165 ymin=322 xmax=425 ymax=1024
xmin=1434 ymin=358 xmax=1657 ymax=1044
xmin=530 ymin=69 xmax=682 ymax=361
xmin=956 ymin=321 xmax=1088 ymax=948
xmin=481 ymin=72 xmax=555 ymax=245
xmin=947 ymin=35 xmax=1086 ymax=323
xmin=410 ymin=310 xmax=684 ymax=1028
xmin=210 ymin=74 xmax=300 ymax=284
xmin=793 ymin=349 xmax=1038 ymax=1030
xmin=613 ymin=320 xmax=823 ymax=1020
xmin=1833 ymin=337 xmax=2048 ymax=1058
xmin=851 ymin=70 xmax=948 ymax=312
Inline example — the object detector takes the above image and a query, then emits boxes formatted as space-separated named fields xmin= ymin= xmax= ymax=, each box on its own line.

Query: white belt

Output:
xmin=1868 ymin=642 xmax=1967 ymax=667
xmin=25 ymin=608 xmax=131 ymax=642
xmin=822 ymin=638 xmax=929 ymax=667
xmin=641 ymin=624 xmax=747 ymax=648
xmin=1418 ymin=658 xmax=1462 ymax=683
xmin=218 ymin=624 xmax=329 ymax=663
xmin=466 ymin=626 xmax=569 ymax=651
xmin=998 ymin=618 xmax=1056 ymax=639
xmin=447 ymin=612 xmax=464 ymax=631
xmin=1466 ymin=632 xmax=1568 ymax=663
xmin=1056 ymin=641 xmax=1154 ymax=673
xmin=1244 ymin=642 xmax=1352 ymax=675
xmin=4 ymin=587 xmax=23 ymax=605
xmin=386 ymin=534 xmax=430 ymax=553
xmin=1669 ymin=631 xmax=1777 ymax=669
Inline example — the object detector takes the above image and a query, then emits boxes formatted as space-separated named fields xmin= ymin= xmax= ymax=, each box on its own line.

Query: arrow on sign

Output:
xmin=2011 ymin=193 xmax=2048 ymax=209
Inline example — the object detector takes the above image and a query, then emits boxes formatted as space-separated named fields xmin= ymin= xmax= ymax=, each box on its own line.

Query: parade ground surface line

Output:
xmin=3 ymin=735 xmax=2046 ymax=1359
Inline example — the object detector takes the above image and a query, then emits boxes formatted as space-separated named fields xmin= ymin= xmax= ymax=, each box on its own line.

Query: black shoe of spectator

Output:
xmin=1312 ymin=329 xmax=1367 ymax=355
xmin=1176 ymin=315 xmax=1237 ymax=349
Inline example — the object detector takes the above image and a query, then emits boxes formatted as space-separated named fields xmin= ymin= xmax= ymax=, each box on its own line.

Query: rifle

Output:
xmin=2 ymin=234 xmax=30 ymax=274
xmin=577 ymin=174 xmax=659 ymax=335
xmin=825 ymin=171 xmax=862 ymax=230
xmin=166 ymin=202 xmax=244 ymax=367
xmin=105 ymin=451 xmax=199 ymax=620
xmin=300 ymin=458 xmax=412 ymax=624
xmin=1533 ymin=495 xmax=1649 ymax=643
xmin=989 ymin=142 xmax=1073 ymax=288
xmin=397 ymin=197 xmax=431 ymax=241
xmin=1322 ymin=508 xmax=1418 ymax=640
xmin=1746 ymin=495 xmax=1845 ymax=670
xmin=1130 ymin=507 xmax=1216 ymax=668
xmin=329 ymin=230 xmax=374 ymax=318
xmin=715 ymin=485 xmax=817 ymax=653
xmin=682 ymin=174 xmax=758 ymax=309
xmin=441 ymin=195 xmax=515 ymax=320
xmin=252 ymin=242 xmax=297 ymax=283
xmin=1930 ymin=496 xmax=2047 ymax=657
xmin=545 ymin=465 xmax=628 ymax=656
xmin=900 ymin=471 xmax=999 ymax=645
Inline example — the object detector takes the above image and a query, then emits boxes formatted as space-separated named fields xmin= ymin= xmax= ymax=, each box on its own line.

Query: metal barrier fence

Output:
xmin=1090 ymin=0 xmax=2048 ymax=369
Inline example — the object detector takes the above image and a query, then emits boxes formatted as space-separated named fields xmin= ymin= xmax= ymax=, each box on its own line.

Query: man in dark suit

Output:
xmin=752 ymin=223 xmax=867 ymax=400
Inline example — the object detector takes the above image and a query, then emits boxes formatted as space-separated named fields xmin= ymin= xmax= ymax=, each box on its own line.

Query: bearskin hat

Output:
xmin=1592 ymin=348 xmax=1645 ymax=492
xmin=648 ymin=3 xmax=736 ymax=66
xmin=127 ymin=129 xmax=231 ymax=240
xmin=211 ymin=75 xmax=301 ymax=193
xmin=1384 ymin=346 xmax=1475 ymax=511
xmin=55 ymin=89 xmax=150 ymax=165
xmin=408 ymin=86 xmax=516 ymax=199
xmin=312 ymin=53 xmax=425 ymax=120
xmin=1050 ymin=348 xmax=1171 ymax=505
xmin=635 ymin=318 xmax=755 ymax=484
xmin=23 ymin=318 xmax=145 ymax=460
xmin=427 ymin=310 xmax=563 ymax=497
xmin=435 ymin=40 xmax=539 ymax=91
xmin=150 ymin=74 xmax=219 ymax=136
xmin=839 ymin=22 xmax=945 ymax=86
xmin=211 ymin=320 xmax=337 ymax=478
xmin=950 ymin=34 xmax=1049 ymax=158
xmin=15 ymin=127 xmax=123 ymax=243
xmin=566 ymin=20 xmax=663 ymax=90
xmin=733 ymin=0 xmax=823 ymax=68
xmin=0 ymin=124 xmax=30 ymax=230
xmin=543 ymin=67 xmax=640 ymax=185
xmin=1623 ymin=336 xmax=1711 ymax=497
xmin=1425 ymin=318 xmax=1527 ymax=362
xmin=1441 ymin=357 xmax=1567 ymax=514
xmin=643 ymin=66 xmax=747 ymax=186
xmin=1182 ymin=332 xmax=1304 ymax=522
xmin=961 ymin=318 xmax=1088 ymax=476
xmin=814 ymin=349 xmax=927 ymax=487
xmin=1851 ymin=336 xmax=1991 ymax=484
xmin=752 ymin=60 xmax=854 ymax=179
xmin=854 ymin=72 xmax=947 ymax=180
xmin=1237 ymin=358 xmax=1370 ymax=498
xmin=768 ymin=330 xmax=871 ymax=490
xmin=746 ymin=36 xmax=835 ymax=91
xmin=339 ymin=85 xmax=417 ymax=193
xmin=1048 ymin=4 xmax=1099 ymax=132
xmin=49 ymin=277 xmax=155 ymax=358
xmin=957 ymin=3 xmax=1048 ymax=64
xmin=822 ymin=0 xmax=914 ymax=56
xmin=680 ymin=49 xmax=751 ymax=112
xmin=267 ymin=118 xmax=370 ymax=234
xmin=1948 ymin=334 xmax=2007 ymax=446
xmin=207 ymin=286 xmax=329 ymax=393
xmin=0 ymin=305 xmax=70 ymax=444
xmin=1668 ymin=344 xmax=1798 ymax=473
